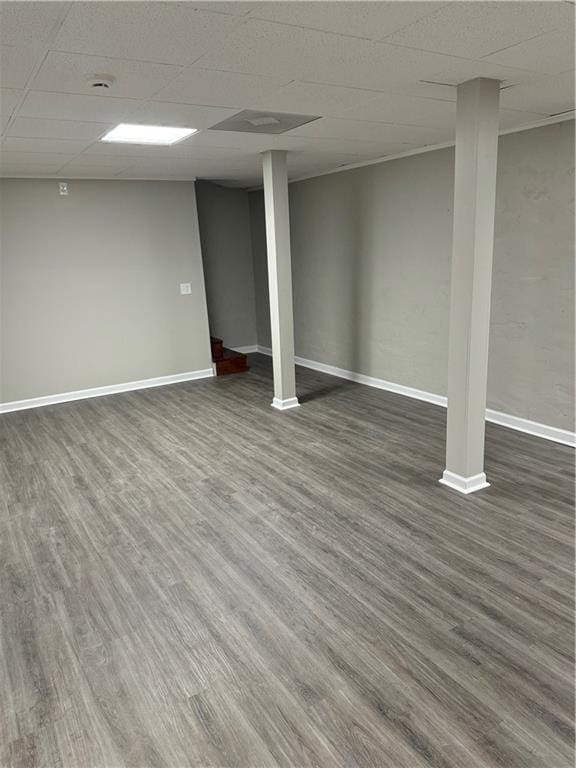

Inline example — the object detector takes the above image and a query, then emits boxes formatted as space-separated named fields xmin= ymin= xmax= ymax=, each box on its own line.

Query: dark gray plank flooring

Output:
xmin=0 ymin=353 xmax=573 ymax=768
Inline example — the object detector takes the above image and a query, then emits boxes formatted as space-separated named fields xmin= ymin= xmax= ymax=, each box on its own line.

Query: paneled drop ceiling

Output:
xmin=0 ymin=0 xmax=574 ymax=187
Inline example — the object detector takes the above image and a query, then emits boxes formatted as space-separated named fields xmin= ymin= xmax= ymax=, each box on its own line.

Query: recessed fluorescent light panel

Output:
xmin=100 ymin=124 xmax=197 ymax=145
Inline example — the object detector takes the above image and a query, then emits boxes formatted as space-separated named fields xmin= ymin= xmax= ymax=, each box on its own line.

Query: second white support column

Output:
xmin=440 ymin=78 xmax=500 ymax=494
xmin=262 ymin=150 xmax=299 ymax=411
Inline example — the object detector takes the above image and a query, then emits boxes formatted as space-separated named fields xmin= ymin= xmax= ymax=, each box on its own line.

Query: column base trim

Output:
xmin=439 ymin=471 xmax=490 ymax=494
xmin=271 ymin=397 xmax=300 ymax=411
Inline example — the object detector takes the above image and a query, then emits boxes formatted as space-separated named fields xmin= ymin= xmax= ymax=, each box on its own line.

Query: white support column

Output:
xmin=262 ymin=150 xmax=299 ymax=411
xmin=440 ymin=78 xmax=500 ymax=495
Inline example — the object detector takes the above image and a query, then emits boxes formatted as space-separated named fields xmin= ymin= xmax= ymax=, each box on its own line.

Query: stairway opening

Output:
xmin=210 ymin=336 xmax=249 ymax=376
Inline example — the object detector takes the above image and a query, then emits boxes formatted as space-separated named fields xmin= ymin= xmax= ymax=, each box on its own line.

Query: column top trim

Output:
xmin=261 ymin=149 xmax=288 ymax=158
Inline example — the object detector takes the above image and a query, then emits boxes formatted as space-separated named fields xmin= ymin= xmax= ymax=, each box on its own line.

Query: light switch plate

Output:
xmin=59 ymin=182 xmax=68 ymax=196
xmin=180 ymin=283 xmax=192 ymax=295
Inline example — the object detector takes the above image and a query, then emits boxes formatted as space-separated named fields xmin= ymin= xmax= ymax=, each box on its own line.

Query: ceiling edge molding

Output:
xmin=247 ymin=111 xmax=575 ymax=191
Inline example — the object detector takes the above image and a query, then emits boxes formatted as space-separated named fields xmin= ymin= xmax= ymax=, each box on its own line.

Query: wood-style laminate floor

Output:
xmin=1 ymin=354 xmax=573 ymax=768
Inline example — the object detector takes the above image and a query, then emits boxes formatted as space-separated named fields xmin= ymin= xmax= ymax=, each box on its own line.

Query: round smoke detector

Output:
xmin=86 ymin=74 xmax=115 ymax=90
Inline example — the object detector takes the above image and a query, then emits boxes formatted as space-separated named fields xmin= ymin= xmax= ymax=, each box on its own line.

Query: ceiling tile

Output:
xmin=483 ymin=28 xmax=575 ymax=76
xmin=58 ymin=155 xmax=138 ymax=176
xmin=334 ymin=104 xmax=545 ymax=138
xmin=151 ymin=128 xmax=426 ymax=159
xmin=338 ymin=92 xmax=457 ymax=128
xmin=196 ymin=19 xmax=368 ymax=79
xmin=196 ymin=19 xmax=459 ymax=90
xmin=168 ymin=129 xmax=315 ymax=152
xmin=0 ymin=150 xmax=70 ymax=170
xmin=286 ymin=153 xmax=371 ymax=179
xmin=338 ymin=104 xmax=551 ymax=139
xmin=499 ymin=71 xmax=575 ymax=115
xmin=425 ymin=59 xmax=545 ymax=89
xmin=250 ymin=1 xmax=442 ymax=41
xmin=188 ymin=3 xmax=257 ymax=16
xmin=114 ymin=172 xmax=197 ymax=180
xmin=498 ymin=108 xmax=551 ymax=131
xmin=82 ymin=138 xmax=246 ymax=161
xmin=375 ymin=59 xmax=568 ymax=104
xmin=62 ymin=154 xmax=139 ymax=170
xmin=1 ymin=1 xmax=571 ymax=185
xmin=386 ymin=81 xmax=457 ymax=102
xmin=1 ymin=136 xmax=92 ymax=154
xmin=0 ymin=170 xmax=61 ymax=177
xmin=153 ymin=67 xmax=289 ymax=108
xmin=206 ymin=157 xmax=262 ymax=172
xmin=0 ymin=44 xmax=41 ymax=89
xmin=18 ymin=91 xmax=141 ymax=122
xmin=31 ymin=51 xmax=184 ymax=100
xmin=124 ymin=159 xmax=223 ymax=172
xmin=0 ymin=158 xmax=68 ymax=168
xmin=304 ymin=137 xmax=411 ymax=159
xmin=114 ymin=159 xmax=216 ymax=179
xmin=287 ymin=142 xmax=409 ymax=169
xmin=382 ymin=1 xmax=574 ymax=59
xmin=288 ymin=149 xmax=364 ymax=166
xmin=80 ymin=142 xmax=184 ymax=159
xmin=293 ymin=130 xmax=420 ymax=157
xmin=53 ymin=3 xmax=242 ymax=65
xmin=0 ymin=87 xmax=23 ymax=116
xmin=289 ymin=116 xmax=447 ymax=145
xmin=115 ymin=152 xmax=262 ymax=177
xmin=7 ymin=117 xmax=111 ymax=141
xmin=0 ymin=2 xmax=68 ymax=46
xmin=56 ymin=168 xmax=126 ymax=178
xmin=250 ymin=80 xmax=380 ymax=118
xmin=127 ymin=101 xmax=238 ymax=129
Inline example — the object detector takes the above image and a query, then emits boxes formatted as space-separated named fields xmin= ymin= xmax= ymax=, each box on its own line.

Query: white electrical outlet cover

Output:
xmin=180 ymin=283 xmax=192 ymax=295
xmin=59 ymin=183 xmax=68 ymax=196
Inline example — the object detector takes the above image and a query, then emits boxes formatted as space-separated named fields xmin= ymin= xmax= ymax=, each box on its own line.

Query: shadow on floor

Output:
xmin=298 ymin=381 xmax=356 ymax=403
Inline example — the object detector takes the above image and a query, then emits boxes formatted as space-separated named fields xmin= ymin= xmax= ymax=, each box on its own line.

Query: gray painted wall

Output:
xmin=250 ymin=121 xmax=575 ymax=430
xmin=0 ymin=179 xmax=212 ymax=402
xmin=196 ymin=181 xmax=257 ymax=348
xmin=488 ymin=123 xmax=574 ymax=429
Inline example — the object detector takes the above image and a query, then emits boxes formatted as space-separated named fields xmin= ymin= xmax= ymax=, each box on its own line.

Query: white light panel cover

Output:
xmin=100 ymin=123 xmax=197 ymax=145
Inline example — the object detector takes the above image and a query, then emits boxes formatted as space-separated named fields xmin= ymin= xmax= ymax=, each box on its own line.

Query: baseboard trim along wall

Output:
xmin=0 ymin=368 xmax=214 ymax=414
xmin=233 ymin=345 xmax=259 ymax=354
xmin=254 ymin=346 xmax=575 ymax=447
xmin=7 ymin=348 xmax=571 ymax=446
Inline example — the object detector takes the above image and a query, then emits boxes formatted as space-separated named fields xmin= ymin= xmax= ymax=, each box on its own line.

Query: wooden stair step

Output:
xmin=215 ymin=348 xmax=249 ymax=376
xmin=210 ymin=336 xmax=224 ymax=362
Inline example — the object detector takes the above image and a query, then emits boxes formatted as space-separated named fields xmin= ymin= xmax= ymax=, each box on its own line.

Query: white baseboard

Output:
xmin=255 ymin=345 xmax=575 ymax=447
xmin=271 ymin=396 xmax=300 ymax=411
xmin=0 ymin=368 xmax=214 ymax=414
xmin=257 ymin=345 xmax=445 ymax=407
xmin=439 ymin=471 xmax=490 ymax=494
xmin=232 ymin=345 xmax=259 ymax=354
xmin=483 ymin=408 xmax=574 ymax=447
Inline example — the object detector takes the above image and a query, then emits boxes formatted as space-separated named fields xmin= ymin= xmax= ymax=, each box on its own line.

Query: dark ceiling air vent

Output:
xmin=208 ymin=109 xmax=322 ymax=135
xmin=86 ymin=74 xmax=115 ymax=90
